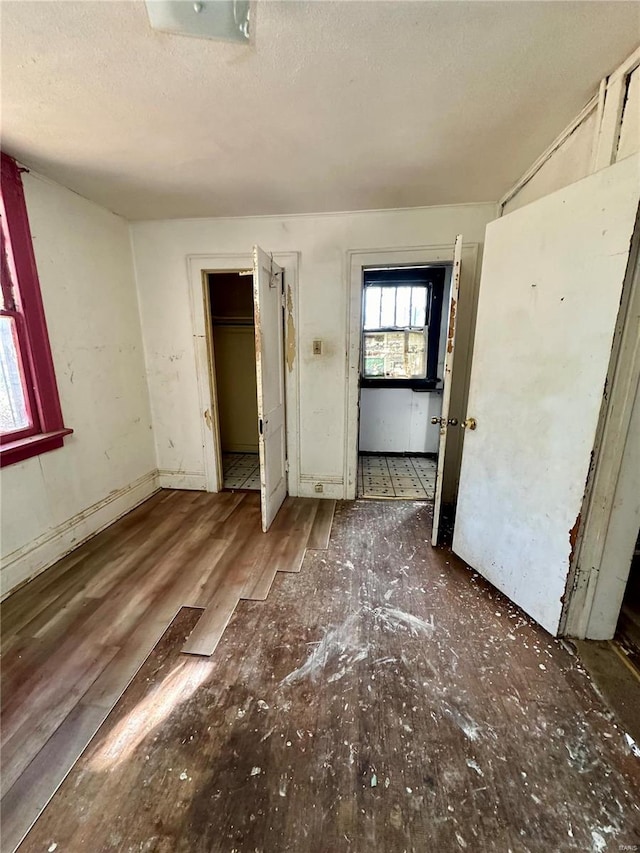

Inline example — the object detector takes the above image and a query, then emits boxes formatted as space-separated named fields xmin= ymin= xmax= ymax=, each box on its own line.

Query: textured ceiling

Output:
xmin=1 ymin=1 xmax=639 ymax=220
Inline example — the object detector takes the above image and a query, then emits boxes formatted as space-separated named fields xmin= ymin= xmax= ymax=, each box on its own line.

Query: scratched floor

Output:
xmin=21 ymin=501 xmax=640 ymax=852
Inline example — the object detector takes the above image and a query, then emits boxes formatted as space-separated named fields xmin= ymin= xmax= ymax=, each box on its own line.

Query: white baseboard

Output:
xmin=1 ymin=470 xmax=159 ymax=600
xmin=157 ymin=469 xmax=207 ymax=491
xmin=298 ymin=476 xmax=345 ymax=500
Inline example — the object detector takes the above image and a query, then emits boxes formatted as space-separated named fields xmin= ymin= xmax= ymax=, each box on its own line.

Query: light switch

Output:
xmin=313 ymin=340 xmax=323 ymax=355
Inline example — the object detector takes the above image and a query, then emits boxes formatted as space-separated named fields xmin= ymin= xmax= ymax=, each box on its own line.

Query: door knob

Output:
xmin=447 ymin=418 xmax=458 ymax=426
xmin=461 ymin=417 xmax=477 ymax=430
xmin=430 ymin=417 xmax=443 ymax=425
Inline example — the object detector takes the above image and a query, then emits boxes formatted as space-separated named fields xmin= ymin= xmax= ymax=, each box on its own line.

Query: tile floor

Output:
xmin=358 ymin=453 xmax=437 ymax=499
xmin=222 ymin=452 xmax=261 ymax=490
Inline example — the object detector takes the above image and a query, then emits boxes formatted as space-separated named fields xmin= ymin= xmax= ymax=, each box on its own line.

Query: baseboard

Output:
xmin=298 ymin=476 xmax=344 ymax=500
xmin=359 ymin=451 xmax=438 ymax=459
xmin=1 ymin=470 xmax=159 ymax=600
xmin=157 ymin=469 xmax=207 ymax=491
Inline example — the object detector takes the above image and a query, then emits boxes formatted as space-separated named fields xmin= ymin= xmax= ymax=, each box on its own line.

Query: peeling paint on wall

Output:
xmin=286 ymin=284 xmax=296 ymax=373
xmin=446 ymin=260 xmax=459 ymax=355
xmin=568 ymin=514 xmax=582 ymax=571
xmin=447 ymin=294 xmax=457 ymax=354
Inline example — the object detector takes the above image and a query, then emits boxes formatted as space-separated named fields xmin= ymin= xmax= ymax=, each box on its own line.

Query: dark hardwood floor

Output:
xmin=1 ymin=489 xmax=333 ymax=852
xmin=4 ymin=498 xmax=639 ymax=852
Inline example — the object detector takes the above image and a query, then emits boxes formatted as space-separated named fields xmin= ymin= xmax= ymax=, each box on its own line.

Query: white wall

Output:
xmin=130 ymin=203 xmax=495 ymax=499
xmin=1 ymin=173 xmax=156 ymax=597
xmin=213 ymin=325 xmax=259 ymax=453
xmin=359 ymin=389 xmax=442 ymax=454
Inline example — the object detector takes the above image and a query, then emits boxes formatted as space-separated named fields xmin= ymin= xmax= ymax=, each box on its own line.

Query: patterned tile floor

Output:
xmin=222 ymin=452 xmax=261 ymax=491
xmin=358 ymin=454 xmax=437 ymax=500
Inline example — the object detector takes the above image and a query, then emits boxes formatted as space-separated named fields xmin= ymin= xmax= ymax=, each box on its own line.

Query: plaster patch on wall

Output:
xmin=286 ymin=284 xmax=296 ymax=373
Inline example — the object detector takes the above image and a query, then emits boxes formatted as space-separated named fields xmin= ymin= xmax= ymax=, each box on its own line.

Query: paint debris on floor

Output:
xmin=358 ymin=454 xmax=436 ymax=499
xmin=21 ymin=500 xmax=640 ymax=853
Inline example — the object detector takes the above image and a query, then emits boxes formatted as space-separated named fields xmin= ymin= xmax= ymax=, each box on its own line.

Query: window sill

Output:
xmin=0 ymin=427 xmax=73 ymax=468
xmin=360 ymin=378 xmax=439 ymax=391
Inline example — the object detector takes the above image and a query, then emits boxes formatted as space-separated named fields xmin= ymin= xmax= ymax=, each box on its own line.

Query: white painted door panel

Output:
xmin=453 ymin=154 xmax=640 ymax=635
xmin=253 ymin=246 xmax=287 ymax=531
xmin=432 ymin=235 xmax=462 ymax=546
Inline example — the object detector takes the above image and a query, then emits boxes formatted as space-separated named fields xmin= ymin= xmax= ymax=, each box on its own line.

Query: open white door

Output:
xmin=453 ymin=155 xmax=640 ymax=635
xmin=253 ymin=246 xmax=287 ymax=532
xmin=431 ymin=235 xmax=462 ymax=546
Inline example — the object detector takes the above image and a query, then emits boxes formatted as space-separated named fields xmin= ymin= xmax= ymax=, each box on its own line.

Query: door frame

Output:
xmin=187 ymin=252 xmax=301 ymax=496
xmin=345 ymin=243 xmax=479 ymax=501
xmin=562 ymin=209 xmax=640 ymax=639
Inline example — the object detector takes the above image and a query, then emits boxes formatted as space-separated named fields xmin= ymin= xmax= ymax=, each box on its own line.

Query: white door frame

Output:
xmin=562 ymin=212 xmax=640 ymax=638
xmin=345 ymin=243 xmax=479 ymax=501
xmin=187 ymin=252 xmax=300 ymax=496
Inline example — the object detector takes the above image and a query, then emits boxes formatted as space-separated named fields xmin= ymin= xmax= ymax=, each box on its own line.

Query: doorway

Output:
xmin=208 ymin=271 xmax=260 ymax=492
xmin=614 ymin=529 xmax=640 ymax=674
xmin=188 ymin=251 xmax=300 ymax=525
xmin=356 ymin=264 xmax=450 ymax=502
xmin=198 ymin=248 xmax=289 ymax=531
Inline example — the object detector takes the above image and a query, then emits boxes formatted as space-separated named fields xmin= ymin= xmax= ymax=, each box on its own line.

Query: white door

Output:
xmin=253 ymin=246 xmax=287 ymax=531
xmin=453 ymin=154 xmax=640 ymax=635
xmin=431 ymin=235 xmax=462 ymax=546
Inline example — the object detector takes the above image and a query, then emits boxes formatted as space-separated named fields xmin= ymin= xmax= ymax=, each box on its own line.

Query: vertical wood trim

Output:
xmin=282 ymin=252 xmax=301 ymax=498
xmin=562 ymin=205 xmax=640 ymax=638
xmin=201 ymin=271 xmax=224 ymax=491
xmin=593 ymin=74 xmax=628 ymax=170
xmin=589 ymin=78 xmax=607 ymax=173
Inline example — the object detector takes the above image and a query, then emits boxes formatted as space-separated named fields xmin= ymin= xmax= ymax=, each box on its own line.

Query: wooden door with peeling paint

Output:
xmin=253 ymin=246 xmax=287 ymax=532
xmin=431 ymin=234 xmax=463 ymax=546
xmin=452 ymin=154 xmax=640 ymax=636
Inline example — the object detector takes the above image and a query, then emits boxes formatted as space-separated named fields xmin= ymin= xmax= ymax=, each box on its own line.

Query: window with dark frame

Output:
xmin=360 ymin=266 xmax=445 ymax=389
xmin=0 ymin=153 xmax=72 ymax=467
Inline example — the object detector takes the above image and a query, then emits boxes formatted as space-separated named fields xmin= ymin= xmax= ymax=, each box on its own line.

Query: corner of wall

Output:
xmin=127 ymin=222 xmax=159 ymax=470
xmin=1 ymin=470 xmax=159 ymax=600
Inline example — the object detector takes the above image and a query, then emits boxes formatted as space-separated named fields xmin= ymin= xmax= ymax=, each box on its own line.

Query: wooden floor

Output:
xmin=4 ymin=498 xmax=640 ymax=852
xmin=1 ymin=489 xmax=333 ymax=852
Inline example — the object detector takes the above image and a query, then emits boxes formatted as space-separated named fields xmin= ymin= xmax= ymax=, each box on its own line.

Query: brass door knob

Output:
xmin=430 ymin=416 xmax=443 ymax=425
xmin=462 ymin=417 xmax=477 ymax=430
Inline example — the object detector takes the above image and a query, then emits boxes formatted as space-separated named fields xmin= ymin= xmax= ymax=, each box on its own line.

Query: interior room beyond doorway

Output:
xmin=358 ymin=453 xmax=436 ymax=499
xmin=208 ymin=271 xmax=259 ymax=492
xmin=357 ymin=264 xmax=450 ymax=501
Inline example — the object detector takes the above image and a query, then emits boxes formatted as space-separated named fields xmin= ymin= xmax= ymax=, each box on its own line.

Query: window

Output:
xmin=1 ymin=153 xmax=71 ymax=467
xmin=361 ymin=266 xmax=445 ymax=389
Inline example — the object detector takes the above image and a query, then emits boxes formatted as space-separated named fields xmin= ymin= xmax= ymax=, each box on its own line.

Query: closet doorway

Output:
xmin=208 ymin=271 xmax=261 ymax=491
xmin=201 ymin=247 xmax=289 ymax=532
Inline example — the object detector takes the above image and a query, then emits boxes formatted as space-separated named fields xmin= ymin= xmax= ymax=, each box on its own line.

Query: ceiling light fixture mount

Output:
xmin=145 ymin=0 xmax=250 ymax=44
